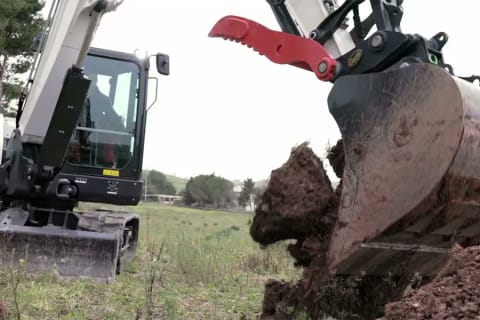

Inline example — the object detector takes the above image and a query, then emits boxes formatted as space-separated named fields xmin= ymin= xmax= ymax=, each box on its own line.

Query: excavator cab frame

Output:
xmin=59 ymin=47 xmax=150 ymax=206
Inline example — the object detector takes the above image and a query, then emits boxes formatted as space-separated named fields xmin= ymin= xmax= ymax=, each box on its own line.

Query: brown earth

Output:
xmin=252 ymin=141 xmax=412 ymax=320
xmin=252 ymin=140 xmax=480 ymax=319
xmin=384 ymin=244 xmax=480 ymax=320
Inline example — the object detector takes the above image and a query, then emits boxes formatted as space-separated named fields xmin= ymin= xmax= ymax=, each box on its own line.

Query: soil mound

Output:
xmin=252 ymin=141 xmax=480 ymax=319
xmin=384 ymin=244 xmax=480 ymax=320
xmin=252 ymin=141 xmax=409 ymax=319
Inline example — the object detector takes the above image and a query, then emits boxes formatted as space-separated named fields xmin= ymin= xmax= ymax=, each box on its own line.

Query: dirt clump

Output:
xmin=250 ymin=142 xmax=339 ymax=274
xmin=250 ymin=142 xmax=336 ymax=247
xmin=252 ymin=141 xmax=411 ymax=320
xmin=384 ymin=244 xmax=480 ymax=320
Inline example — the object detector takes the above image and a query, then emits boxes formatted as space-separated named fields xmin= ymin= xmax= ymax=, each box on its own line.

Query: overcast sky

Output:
xmin=42 ymin=0 xmax=480 ymax=182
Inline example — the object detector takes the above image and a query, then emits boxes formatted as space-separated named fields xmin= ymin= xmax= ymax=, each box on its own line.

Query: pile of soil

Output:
xmin=384 ymin=244 xmax=480 ymax=319
xmin=252 ymin=140 xmax=480 ymax=319
xmin=252 ymin=141 xmax=411 ymax=320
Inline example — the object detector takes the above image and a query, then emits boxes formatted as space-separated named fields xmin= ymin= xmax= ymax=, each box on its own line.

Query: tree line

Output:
xmin=183 ymin=175 xmax=265 ymax=209
xmin=143 ymin=170 xmax=265 ymax=210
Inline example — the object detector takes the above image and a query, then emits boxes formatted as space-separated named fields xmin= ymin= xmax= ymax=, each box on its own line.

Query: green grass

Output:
xmin=0 ymin=204 xmax=300 ymax=320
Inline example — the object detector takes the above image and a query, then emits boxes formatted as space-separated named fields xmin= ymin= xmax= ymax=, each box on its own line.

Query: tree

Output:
xmin=238 ymin=178 xmax=255 ymax=208
xmin=0 ymin=0 xmax=45 ymax=114
xmin=253 ymin=183 xmax=267 ymax=206
xmin=144 ymin=170 xmax=176 ymax=196
xmin=184 ymin=174 xmax=234 ymax=208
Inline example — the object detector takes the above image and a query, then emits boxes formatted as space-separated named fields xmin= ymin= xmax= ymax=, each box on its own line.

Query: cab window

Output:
xmin=66 ymin=55 xmax=139 ymax=169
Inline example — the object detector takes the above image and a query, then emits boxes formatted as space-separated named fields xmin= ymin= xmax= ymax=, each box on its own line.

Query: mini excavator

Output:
xmin=0 ymin=0 xmax=169 ymax=282
xmin=210 ymin=1 xmax=480 ymax=278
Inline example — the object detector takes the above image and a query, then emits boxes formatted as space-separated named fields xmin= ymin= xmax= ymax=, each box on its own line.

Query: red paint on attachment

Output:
xmin=209 ymin=15 xmax=337 ymax=81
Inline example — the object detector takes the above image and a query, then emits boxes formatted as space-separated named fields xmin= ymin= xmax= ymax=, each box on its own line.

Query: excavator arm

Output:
xmin=209 ymin=1 xmax=480 ymax=279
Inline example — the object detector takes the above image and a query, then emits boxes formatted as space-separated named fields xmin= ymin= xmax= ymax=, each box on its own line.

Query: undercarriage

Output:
xmin=0 ymin=205 xmax=138 ymax=282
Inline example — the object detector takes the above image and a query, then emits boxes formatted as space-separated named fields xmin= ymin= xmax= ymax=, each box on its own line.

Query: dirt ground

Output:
xmin=251 ymin=141 xmax=480 ymax=320
xmin=384 ymin=244 xmax=480 ymax=319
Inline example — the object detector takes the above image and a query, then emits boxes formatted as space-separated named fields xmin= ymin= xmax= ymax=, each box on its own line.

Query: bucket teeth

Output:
xmin=209 ymin=15 xmax=337 ymax=81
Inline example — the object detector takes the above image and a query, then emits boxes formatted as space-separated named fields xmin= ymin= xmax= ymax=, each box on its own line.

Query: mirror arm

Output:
xmin=146 ymin=77 xmax=159 ymax=112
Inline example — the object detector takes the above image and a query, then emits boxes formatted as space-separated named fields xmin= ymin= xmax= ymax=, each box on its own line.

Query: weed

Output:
xmin=164 ymin=296 xmax=179 ymax=320
xmin=173 ymin=233 xmax=223 ymax=285
xmin=144 ymin=242 xmax=166 ymax=319
xmin=205 ymin=227 xmax=233 ymax=241
xmin=241 ymin=243 xmax=293 ymax=275
xmin=0 ymin=299 xmax=6 ymax=320
xmin=1 ymin=257 xmax=27 ymax=320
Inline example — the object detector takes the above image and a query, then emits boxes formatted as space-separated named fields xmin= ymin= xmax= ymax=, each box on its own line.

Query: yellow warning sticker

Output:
xmin=103 ymin=169 xmax=120 ymax=177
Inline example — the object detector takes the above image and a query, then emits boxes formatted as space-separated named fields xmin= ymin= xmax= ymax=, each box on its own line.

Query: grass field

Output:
xmin=0 ymin=204 xmax=301 ymax=320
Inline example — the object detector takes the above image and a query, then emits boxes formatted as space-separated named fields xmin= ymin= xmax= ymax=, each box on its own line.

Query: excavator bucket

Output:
xmin=208 ymin=15 xmax=480 ymax=279
xmin=0 ymin=209 xmax=138 ymax=282
xmin=326 ymin=62 xmax=480 ymax=277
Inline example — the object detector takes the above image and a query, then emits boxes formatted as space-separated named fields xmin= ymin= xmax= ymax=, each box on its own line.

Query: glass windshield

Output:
xmin=66 ymin=55 xmax=139 ymax=169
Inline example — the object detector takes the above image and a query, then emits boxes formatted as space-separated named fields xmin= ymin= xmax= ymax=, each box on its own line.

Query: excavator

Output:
xmin=0 ymin=0 xmax=169 ymax=282
xmin=210 ymin=1 xmax=480 ymax=279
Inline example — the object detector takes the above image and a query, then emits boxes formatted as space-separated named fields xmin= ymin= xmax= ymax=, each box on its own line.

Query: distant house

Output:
xmin=145 ymin=194 xmax=183 ymax=205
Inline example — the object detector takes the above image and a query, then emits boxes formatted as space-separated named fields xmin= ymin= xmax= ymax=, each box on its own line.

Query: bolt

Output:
xmin=318 ymin=62 xmax=328 ymax=73
xmin=309 ymin=31 xmax=317 ymax=39
xmin=370 ymin=34 xmax=384 ymax=48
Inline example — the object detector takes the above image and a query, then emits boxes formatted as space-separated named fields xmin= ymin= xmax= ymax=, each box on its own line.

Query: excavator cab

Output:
xmin=60 ymin=48 xmax=151 ymax=206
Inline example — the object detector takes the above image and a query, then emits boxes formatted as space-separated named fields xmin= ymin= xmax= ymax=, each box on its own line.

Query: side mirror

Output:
xmin=156 ymin=53 xmax=170 ymax=76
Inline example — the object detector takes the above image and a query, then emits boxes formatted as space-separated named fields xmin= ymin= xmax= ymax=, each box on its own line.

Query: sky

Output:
xmin=41 ymin=0 xmax=480 ymax=182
